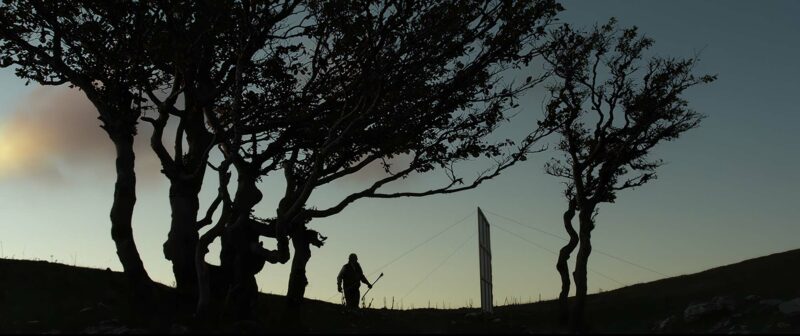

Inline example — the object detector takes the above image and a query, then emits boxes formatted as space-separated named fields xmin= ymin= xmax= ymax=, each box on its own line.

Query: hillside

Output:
xmin=1 ymin=249 xmax=799 ymax=333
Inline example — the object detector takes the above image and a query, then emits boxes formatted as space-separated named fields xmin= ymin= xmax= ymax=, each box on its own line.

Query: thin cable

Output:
xmin=484 ymin=209 xmax=567 ymax=241
xmin=492 ymin=222 xmax=560 ymax=255
xmin=591 ymin=250 xmax=668 ymax=278
xmin=483 ymin=209 xmax=668 ymax=278
xmin=326 ymin=211 xmax=474 ymax=301
xmin=366 ymin=211 xmax=474 ymax=277
xmin=492 ymin=222 xmax=626 ymax=287
xmin=402 ymin=229 xmax=477 ymax=300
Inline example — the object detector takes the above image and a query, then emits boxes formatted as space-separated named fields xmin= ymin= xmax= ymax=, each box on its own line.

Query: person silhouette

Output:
xmin=337 ymin=253 xmax=372 ymax=310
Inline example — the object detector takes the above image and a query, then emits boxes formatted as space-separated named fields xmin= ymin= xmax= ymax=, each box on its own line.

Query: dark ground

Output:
xmin=1 ymin=249 xmax=799 ymax=333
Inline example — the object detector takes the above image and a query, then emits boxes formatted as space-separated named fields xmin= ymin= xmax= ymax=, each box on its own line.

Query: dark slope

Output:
xmin=1 ymin=248 xmax=798 ymax=333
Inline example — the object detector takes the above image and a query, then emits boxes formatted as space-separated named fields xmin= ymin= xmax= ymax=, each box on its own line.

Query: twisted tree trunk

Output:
xmin=286 ymin=229 xmax=311 ymax=310
xmin=195 ymin=218 xmax=225 ymax=320
xmin=165 ymin=179 xmax=201 ymax=302
xmin=571 ymin=202 xmax=596 ymax=332
xmin=556 ymin=201 xmax=578 ymax=325
xmin=162 ymin=112 xmax=213 ymax=304
xmin=219 ymin=172 xmax=290 ymax=322
xmin=280 ymin=228 xmax=311 ymax=331
xmin=220 ymin=174 xmax=261 ymax=321
xmin=195 ymin=161 xmax=231 ymax=322
xmin=108 ymin=131 xmax=154 ymax=303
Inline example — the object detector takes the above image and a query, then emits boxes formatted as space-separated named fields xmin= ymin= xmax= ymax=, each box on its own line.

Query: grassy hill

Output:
xmin=1 ymin=248 xmax=799 ymax=333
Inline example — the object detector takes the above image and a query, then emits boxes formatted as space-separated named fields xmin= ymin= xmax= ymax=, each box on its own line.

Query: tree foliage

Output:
xmin=543 ymin=18 xmax=715 ymax=205
xmin=0 ymin=0 xmax=162 ymax=300
xmin=540 ymin=18 xmax=715 ymax=329
xmin=196 ymin=0 xmax=565 ymax=321
xmin=209 ymin=0 xmax=564 ymax=230
xmin=0 ymin=0 xmax=157 ymax=132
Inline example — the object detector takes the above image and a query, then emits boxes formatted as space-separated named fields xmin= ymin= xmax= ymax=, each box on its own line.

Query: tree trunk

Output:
xmin=162 ymin=111 xmax=212 ymax=303
xmin=216 ymin=170 xmax=291 ymax=323
xmin=281 ymin=226 xmax=311 ymax=333
xmin=195 ymin=208 xmax=229 ymax=321
xmin=109 ymin=133 xmax=154 ymax=302
xmin=219 ymin=216 xmax=255 ymax=321
xmin=219 ymin=172 xmax=266 ymax=322
xmin=164 ymin=179 xmax=201 ymax=303
xmin=571 ymin=203 xmax=595 ymax=332
xmin=556 ymin=202 xmax=578 ymax=326
xmin=286 ymin=227 xmax=311 ymax=313
xmin=195 ymin=160 xmax=231 ymax=324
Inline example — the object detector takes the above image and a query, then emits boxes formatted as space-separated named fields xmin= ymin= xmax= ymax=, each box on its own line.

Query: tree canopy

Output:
xmin=207 ymin=0 xmax=563 ymax=231
xmin=539 ymin=18 xmax=715 ymax=329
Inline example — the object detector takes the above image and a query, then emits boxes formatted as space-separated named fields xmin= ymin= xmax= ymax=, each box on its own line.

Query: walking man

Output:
xmin=337 ymin=253 xmax=372 ymax=309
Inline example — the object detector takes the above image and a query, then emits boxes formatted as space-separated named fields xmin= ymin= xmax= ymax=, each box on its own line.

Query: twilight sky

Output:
xmin=0 ymin=0 xmax=798 ymax=308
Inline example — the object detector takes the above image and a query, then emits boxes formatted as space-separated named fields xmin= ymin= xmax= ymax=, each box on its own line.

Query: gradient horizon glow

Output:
xmin=1 ymin=0 xmax=798 ymax=308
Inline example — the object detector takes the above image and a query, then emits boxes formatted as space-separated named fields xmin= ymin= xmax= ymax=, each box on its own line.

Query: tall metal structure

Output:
xmin=477 ymin=207 xmax=493 ymax=314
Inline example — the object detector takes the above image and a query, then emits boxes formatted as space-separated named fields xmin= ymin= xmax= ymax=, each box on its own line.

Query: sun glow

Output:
xmin=0 ymin=122 xmax=48 ymax=178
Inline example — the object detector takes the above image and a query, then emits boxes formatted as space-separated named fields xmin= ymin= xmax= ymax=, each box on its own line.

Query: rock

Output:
xmin=83 ymin=326 xmax=105 ymax=334
xmin=779 ymin=298 xmax=800 ymax=317
xmin=111 ymin=327 xmax=130 ymax=334
xmin=684 ymin=303 xmax=712 ymax=321
xmin=745 ymin=295 xmax=761 ymax=302
xmin=759 ymin=299 xmax=783 ymax=307
xmin=725 ymin=324 xmax=749 ymax=334
xmin=79 ymin=306 xmax=94 ymax=314
xmin=710 ymin=318 xmax=731 ymax=332
xmin=683 ymin=296 xmax=737 ymax=323
xmin=83 ymin=319 xmax=134 ymax=334
xmin=231 ymin=320 xmax=262 ymax=333
xmin=753 ymin=299 xmax=784 ymax=314
xmin=685 ymin=302 xmax=725 ymax=322
xmin=170 ymin=323 xmax=189 ymax=334
xmin=464 ymin=312 xmax=481 ymax=318
xmin=654 ymin=315 xmax=675 ymax=331
xmin=492 ymin=318 xmax=502 ymax=323
xmin=712 ymin=296 xmax=737 ymax=311
xmin=776 ymin=322 xmax=791 ymax=329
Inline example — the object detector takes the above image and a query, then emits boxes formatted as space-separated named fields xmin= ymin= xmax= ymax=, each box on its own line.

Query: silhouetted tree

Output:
xmin=1 ymin=1 xmax=303 ymax=311
xmin=203 ymin=0 xmax=563 ymax=323
xmin=194 ymin=158 xmax=231 ymax=322
xmin=0 ymin=0 xmax=158 ymax=301
xmin=554 ymin=194 xmax=577 ymax=325
xmin=138 ymin=0 xmax=300 ymax=306
xmin=282 ymin=218 xmax=325 ymax=314
xmin=540 ymin=19 xmax=715 ymax=330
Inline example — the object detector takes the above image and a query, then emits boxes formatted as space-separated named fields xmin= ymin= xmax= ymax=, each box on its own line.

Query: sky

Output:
xmin=0 ymin=0 xmax=798 ymax=309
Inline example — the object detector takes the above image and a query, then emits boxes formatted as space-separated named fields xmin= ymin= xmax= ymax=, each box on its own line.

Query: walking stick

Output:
xmin=361 ymin=272 xmax=384 ymax=308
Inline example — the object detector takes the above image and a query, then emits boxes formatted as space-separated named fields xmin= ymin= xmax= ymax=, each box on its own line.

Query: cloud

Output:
xmin=0 ymin=86 xmax=166 ymax=185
